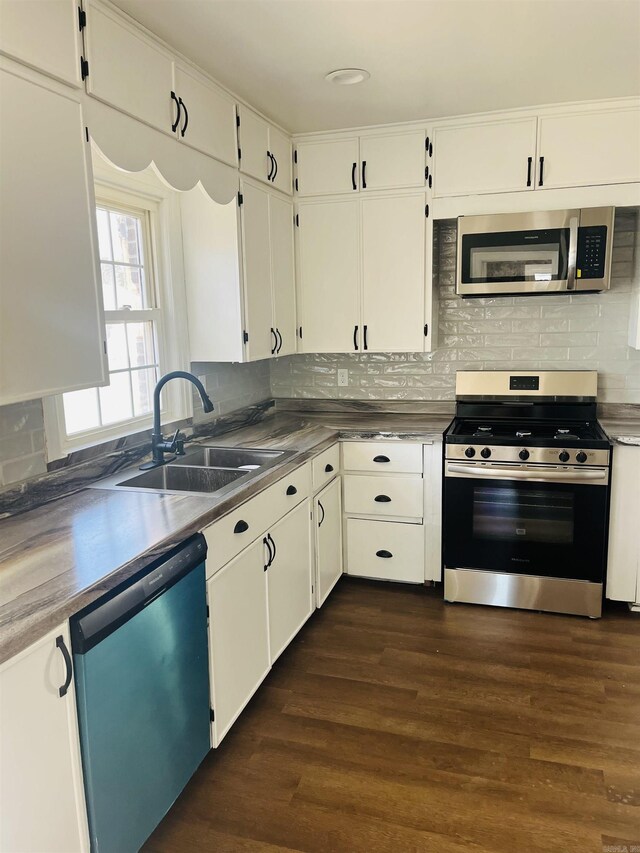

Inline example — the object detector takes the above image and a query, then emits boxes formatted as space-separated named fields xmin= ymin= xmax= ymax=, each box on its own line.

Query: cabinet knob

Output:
xmin=324 ymin=463 xmax=334 ymax=473
xmin=286 ymin=485 xmax=297 ymax=496
xmin=374 ymin=495 xmax=391 ymax=503
xmin=376 ymin=550 xmax=393 ymax=559
xmin=373 ymin=455 xmax=390 ymax=463
xmin=233 ymin=520 xmax=249 ymax=534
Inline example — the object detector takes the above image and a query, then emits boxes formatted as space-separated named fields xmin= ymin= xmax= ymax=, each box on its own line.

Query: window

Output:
xmin=44 ymin=168 xmax=191 ymax=459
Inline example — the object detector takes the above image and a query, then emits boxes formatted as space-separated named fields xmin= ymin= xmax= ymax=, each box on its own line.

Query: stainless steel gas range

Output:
xmin=443 ymin=371 xmax=612 ymax=618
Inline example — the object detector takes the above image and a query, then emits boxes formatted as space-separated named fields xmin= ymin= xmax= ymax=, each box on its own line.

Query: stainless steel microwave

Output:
xmin=456 ymin=207 xmax=615 ymax=297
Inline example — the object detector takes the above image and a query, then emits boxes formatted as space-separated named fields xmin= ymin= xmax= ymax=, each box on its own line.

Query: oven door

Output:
xmin=443 ymin=462 xmax=609 ymax=582
xmin=457 ymin=209 xmax=577 ymax=296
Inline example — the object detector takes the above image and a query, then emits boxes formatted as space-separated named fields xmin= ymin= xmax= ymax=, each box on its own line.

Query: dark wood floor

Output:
xmin=144 ymin=578 xmax=640 ymax=853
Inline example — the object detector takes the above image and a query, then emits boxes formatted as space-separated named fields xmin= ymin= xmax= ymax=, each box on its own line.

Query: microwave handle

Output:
xmin=566 ymin=215 xmax=579 ymax=291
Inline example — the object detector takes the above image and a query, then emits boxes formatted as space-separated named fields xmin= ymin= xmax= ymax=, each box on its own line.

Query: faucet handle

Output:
xmin=169 ymin=429 xmax=186 ymax=455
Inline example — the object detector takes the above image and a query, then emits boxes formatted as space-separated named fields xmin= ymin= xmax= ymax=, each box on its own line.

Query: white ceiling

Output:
xmin=113 ymin=0 xmax=640 ymax=133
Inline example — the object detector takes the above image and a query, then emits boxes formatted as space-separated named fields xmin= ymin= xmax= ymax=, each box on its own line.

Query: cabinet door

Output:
xmin=432 ymin=117 xmax=537 ymax=197
xmin=174 ymin=63 xmax=237 ymax=166
xmin=0 ymin=66 xmax=106 ymax=405
xmin=1 ymin=626 xmax=88 ymax=852
xmin=537 ymin=108 xmax=640 ymax=189
xmin=346 ymin=518 xmax=425 ymax=583
xmin=295 ymin=137 xmax=360 ymax=196
xmin=269 ymin=125 xmax=293 ymax=195
xmin=361 ymin=193 xmax=426 ymax=352
xmin=84 ymin=0 xmax=174 ymax=135
xmin=267 ymin=501 xmax=313 ymax=662
xmin=315 ymin=477 xmax=343 ymax=607
xmin=0 ymin=0 xmax=81 ymax=86
xmin=297 ymin=199 xmax=360 ymax=353
xmin=238 ymin=105 xmax=270 ymax=183
xmin=207 ymin=538 xmax=270 ymax=746
xmin=240 ymin=182 xmax=274 ymax=361
xmin=360 ymin=131 xmax=426 ymax=191
xmin=605 ymin=445 xmax=640 ymax=602
xmin=269 ymin=193 xmax=297 ymax=357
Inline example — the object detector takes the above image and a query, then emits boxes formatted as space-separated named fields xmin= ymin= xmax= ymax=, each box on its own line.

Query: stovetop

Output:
xmin=445 ymin=417 xmax=611 ymax=449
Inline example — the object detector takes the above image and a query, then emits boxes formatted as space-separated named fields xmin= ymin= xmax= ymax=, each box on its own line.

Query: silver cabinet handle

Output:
xmin=566 ymin=215 xmax=579 ymax=291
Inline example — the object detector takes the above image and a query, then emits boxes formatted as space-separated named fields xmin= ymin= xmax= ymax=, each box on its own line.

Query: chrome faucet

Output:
xmin=140 ymin=371 xmax=214 ymax=470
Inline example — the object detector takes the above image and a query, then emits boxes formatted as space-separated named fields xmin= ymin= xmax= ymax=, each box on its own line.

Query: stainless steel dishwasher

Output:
xmin=71 ymin=534 xmax=210 ymax=853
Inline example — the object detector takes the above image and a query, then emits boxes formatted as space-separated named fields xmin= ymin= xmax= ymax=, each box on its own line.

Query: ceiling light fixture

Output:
xmin=324 ymin=68 xmax=370 ymax=85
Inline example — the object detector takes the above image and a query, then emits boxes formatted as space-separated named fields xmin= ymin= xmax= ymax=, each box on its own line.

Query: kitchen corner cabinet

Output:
xmin=267 ymin=500 xmax=314 ymax=661
xmin=0 ymin=625 xmax=89 ymax=852
xmin=295 ymin=130 xmax=426 ymax=196
xmin=237 ymin=104 xmax=292 ymax=195
xmin=314 ymin=476 xmax=343 ymax=606
xmin=296 ymin=192 xmax=431 ymax=353
xmin=0 ymin=62 xmax=107 ymax=406
xmin=605 ymin=445 xmax=640 ymax=605
xmin=432 ymin=117 xmax=537 ymax=197
xmin=0 ymin=0 xmax=83 ymax=87
xmin=536 ymin=107 xmax=640 ymax=190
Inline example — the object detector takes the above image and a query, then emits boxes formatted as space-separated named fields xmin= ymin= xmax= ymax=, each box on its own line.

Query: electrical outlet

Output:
xmin=337 ymin=369 xmax=349 ymax=387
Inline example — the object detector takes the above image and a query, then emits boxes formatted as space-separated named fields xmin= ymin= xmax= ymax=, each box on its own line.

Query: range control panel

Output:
xmin=445 ymin=444 xmax=611 ymax=467
xmin=576 ymin=225 xmax=608 ymax=280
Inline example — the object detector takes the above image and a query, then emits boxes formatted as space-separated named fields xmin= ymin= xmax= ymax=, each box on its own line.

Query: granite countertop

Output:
xmin=0 ymin=411 xmax=449 ymax=664
xmin=600 ymin=418 xmax=640 ymax=446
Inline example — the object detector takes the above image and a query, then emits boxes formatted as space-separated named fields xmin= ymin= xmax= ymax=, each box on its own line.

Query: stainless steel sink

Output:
xmin=171 ymin=446 xmax=285 ymax=470
xmin=116 ymin=466 xmax=246 ymax=494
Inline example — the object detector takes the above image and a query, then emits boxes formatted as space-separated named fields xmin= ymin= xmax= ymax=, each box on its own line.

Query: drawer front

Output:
xmin=342 ymin=441 xmax=423 ymax=474
xmin=346 ymin=518 xmax=425 ymax=583
xmin=203 ymin=462 xmax=311 ymax=577
xmin=312 ymin=443 xmax=340 ymax=491
xmin=343 ymin=474 xmax=423 ymax=519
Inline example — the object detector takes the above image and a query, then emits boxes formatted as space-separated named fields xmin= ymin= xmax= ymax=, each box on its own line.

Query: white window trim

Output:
xmin=44 ymin=161 xmax=192 ymax=460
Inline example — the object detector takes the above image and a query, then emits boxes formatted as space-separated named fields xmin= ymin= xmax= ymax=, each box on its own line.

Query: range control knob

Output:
xmin=464 ymin=447 xmax=476 ymax=458
xmin=576 ymin=451 xmax=588 ymax=463
xmin=518 ymin=449 xmax=530 ymax=461
xmin=481 ymin=448 xmax=492 ymax=459
xmin=559 ymin=450 xmax=570 ymax=463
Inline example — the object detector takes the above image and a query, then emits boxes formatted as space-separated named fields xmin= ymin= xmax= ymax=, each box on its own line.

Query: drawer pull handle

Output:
xmin=286 ymin=485 xmax=297 ymax=496
xmin=373 ymin=455 xmax=390 ymax=463
xmin=233 ymin=520 xmax=249 ymax=534
xmin=376 ymin=550 xmax=393 ymax=559
xmin=324 ymin=463 xmax=334 ymax=473
xmin=374 ymin=495 xmax=391 ymax=503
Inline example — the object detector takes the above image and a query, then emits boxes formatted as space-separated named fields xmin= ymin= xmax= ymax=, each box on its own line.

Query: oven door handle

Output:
xmin=566 ymin=214 xmax=579 ymax=291
xmin=446 ymin=463 xmax=607 ymax=482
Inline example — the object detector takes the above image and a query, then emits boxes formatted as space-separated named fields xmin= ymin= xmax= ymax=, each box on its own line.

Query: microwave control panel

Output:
xmin=576 ymin=225 xmax=607 ymax=279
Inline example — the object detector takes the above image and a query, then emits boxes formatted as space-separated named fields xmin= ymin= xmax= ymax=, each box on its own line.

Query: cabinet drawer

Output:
xmin=346 ymin=518 xmax=424 ymax=583
xmin=342 ymin=441 xmax=423 ymax=474
xmin=343 ymin=474 xmax=423 ymax=519
xmin=312 ymin=443 xmax=340 ymax=491
xmin=203 ymin=462 xmax=311 ymax=576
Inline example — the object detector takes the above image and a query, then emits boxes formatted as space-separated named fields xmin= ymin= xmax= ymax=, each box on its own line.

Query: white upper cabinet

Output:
xmin=240 ymin=182 xmax=274 ymax=361
xmin=0 ymin=0 xmax=82 ymax=86
xmin=361 ymin=193 xmax=426 ymax=352
xmin=295 ymin=137 xmax=360 ymax=196
xmin=296 ymin=198 xmax=360 ymax=353
xmin=537 ymin=107 xmax=640 ymax=190
xmin=173 ymin=63 xmax=237 ymax=166
xmin=432 ymin=117 xmax=537 ymax=197
xmin=359 ymin=131 xmax=426 ymax=191
xmin=1 ymin=625 xmax=89 ymax=852
xmin=0 ymin=62 xmax=106 ymax=406
xmin=84 ymin=0 xmax=175 ymax=135
xmin=237 ymin=104 xmax=292 ymax=194
xmin=269 ymin=193 xmax=297 ymax=357
xmin=295 ymin=130 xmax=426 ymax=196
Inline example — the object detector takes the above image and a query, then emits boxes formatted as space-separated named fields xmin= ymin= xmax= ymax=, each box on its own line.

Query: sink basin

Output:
xmin=171 ymin=446 xmax=285 ymax=470
xmin=116 ymin=466 xmax=246 ymax=494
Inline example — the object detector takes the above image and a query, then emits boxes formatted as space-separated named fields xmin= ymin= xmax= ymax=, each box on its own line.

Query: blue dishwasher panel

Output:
xmin=73 ymin=538 xmax=210 ymax=853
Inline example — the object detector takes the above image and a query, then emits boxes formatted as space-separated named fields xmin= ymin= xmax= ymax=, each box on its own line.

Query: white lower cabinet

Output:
xmin=343 ymin=473 xmax=424 ymax=520
xmin=267 ymin=500 xmax=314 ymax=662
xmin=605 ymin=444 xmax=640 ymax=606
xmin=346 ymin=518 xmax=425 ymax=583
xmin=314 ymin=476 xmax=343 ymax=606
xmin=0 ymin=625 xmax=89 ymax=852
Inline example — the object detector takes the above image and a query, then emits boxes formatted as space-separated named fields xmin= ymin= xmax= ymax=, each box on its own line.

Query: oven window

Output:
xmin=472 ymin=486 xmax=574 ymax=545
xmin=461 ymin=228 xmax=569 ymax=284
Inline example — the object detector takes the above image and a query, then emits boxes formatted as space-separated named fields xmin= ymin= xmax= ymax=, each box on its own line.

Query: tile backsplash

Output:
xmin=271 ymin=208 xmax=640 ymax=404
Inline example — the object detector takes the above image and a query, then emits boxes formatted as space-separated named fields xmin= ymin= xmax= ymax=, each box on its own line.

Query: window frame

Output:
xmin=44 ymin=164 xmax=192 ymax=460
